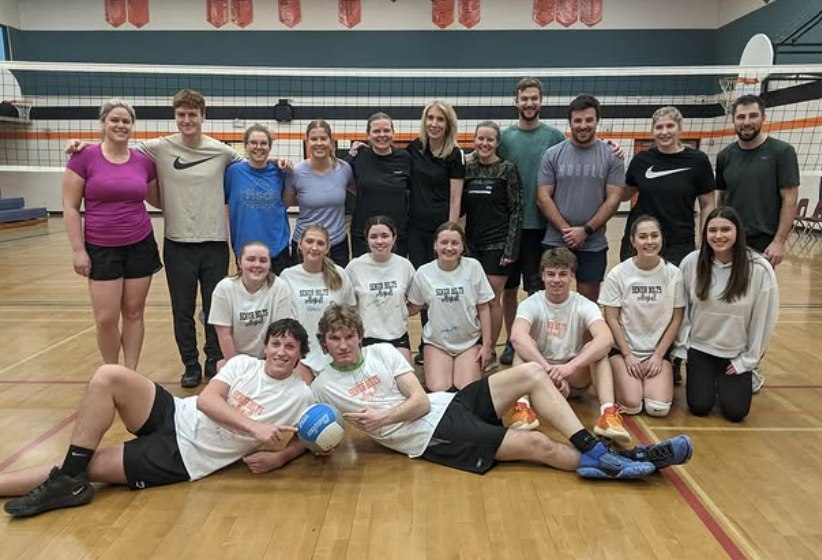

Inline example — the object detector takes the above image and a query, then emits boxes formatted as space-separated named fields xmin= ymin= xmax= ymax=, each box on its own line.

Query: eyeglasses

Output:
xmin=247 ymin=141 xmax=270 ymax=147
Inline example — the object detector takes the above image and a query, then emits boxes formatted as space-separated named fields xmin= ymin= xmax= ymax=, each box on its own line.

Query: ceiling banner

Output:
xmin=105 ymin=0 xmax=127 ymax=27
xmin=127 ymin=0 xmax=149 ymax=28
xmin=458 ymin=0 xmax=480 ymax=29
xmin=338 ymin=0 xmax=361 ymax=29
xmin=579 ymin=0 xmax=602 ymax=26
xmin=231 ymin=0 xmax=253 ymax=27
xmin=278 ymin=0 xmax=301 ymax=27
xmin=207 ymin=0 xmax=229 ymax=28
xmin=532 ymin=0 xmax=555 ymax=27
xmin=556 ymin=0 xmax=579 ymax=27
xmin=432 ymin=0 xmax=454 ymax=29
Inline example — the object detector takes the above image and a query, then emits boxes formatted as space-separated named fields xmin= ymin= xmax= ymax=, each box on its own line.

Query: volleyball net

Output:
xmin=0 ymin=61 xmax=819 ymax=173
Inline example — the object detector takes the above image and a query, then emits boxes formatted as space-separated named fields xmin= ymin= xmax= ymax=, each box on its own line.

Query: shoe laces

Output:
xmin=26 ymin=468 xmax=62 ymax=498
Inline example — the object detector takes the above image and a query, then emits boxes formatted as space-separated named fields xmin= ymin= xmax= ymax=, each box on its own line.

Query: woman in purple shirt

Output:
xmin=62 ymin=99 xmax=161 ymax=369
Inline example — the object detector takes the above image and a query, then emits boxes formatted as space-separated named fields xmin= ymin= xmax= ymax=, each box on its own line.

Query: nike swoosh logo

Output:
xmin=644 ymin=166 xmax=691 ymax=179
xmin=173 ymin=155 xmax=218 ymax=170
xmin=72 ymin=485 xmax=87 ymax=496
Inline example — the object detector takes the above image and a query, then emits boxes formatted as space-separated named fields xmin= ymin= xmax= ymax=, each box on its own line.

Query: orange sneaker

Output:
xmin=510 ymin=401 xmax=540 ymax=431
xmin=594 ymin=405 xmax=631 ymax=444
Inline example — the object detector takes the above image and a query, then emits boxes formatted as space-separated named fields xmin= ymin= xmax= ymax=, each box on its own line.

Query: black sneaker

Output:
xmin=672 ymin=357 xmax=683 ymax=385
xmin=4 ymin=467 xmax=94 ymax=517
xmin=414 ymin=352 xmax=424 ymax=366
xmin=204 ymin=358 xmax=219 ymax=380
xmin=180 ymin=362 xmax=202 ymax=388
xmin=500 ymin=341 xmax=515 ymax=365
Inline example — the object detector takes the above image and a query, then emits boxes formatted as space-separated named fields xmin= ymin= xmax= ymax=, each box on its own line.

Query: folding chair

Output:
xmin=793 ymin=197 xmax=810 ymax=236
xmin=804 ymin=199 xmax=822 ymax=237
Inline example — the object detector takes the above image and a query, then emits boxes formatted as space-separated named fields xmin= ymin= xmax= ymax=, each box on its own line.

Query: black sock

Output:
xmin=569 ymin=430 xmax=598 ymax=453
xmin=60 ymin=445 xmax=95 ymax=477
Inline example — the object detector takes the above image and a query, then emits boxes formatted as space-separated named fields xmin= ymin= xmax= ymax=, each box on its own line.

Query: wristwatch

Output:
xmin=584 ymin=224 xmax=595 ymax=236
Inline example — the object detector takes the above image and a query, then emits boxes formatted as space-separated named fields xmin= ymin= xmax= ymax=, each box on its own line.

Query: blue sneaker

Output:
xmin=614 ymin=435 xmax=693 ymax=471
xmin=577 ymin=442 xmax=655 ymax=479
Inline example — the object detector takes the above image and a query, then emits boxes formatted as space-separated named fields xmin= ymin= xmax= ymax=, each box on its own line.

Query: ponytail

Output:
xmin=321 ymin=256 xmax=343 ymax=291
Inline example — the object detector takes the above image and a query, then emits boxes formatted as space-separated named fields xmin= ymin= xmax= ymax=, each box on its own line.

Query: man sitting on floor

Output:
xmin=1 ymin=318 xmax=314 ymax=518
xmin=310 ymin=303 xmax=691 ymax=479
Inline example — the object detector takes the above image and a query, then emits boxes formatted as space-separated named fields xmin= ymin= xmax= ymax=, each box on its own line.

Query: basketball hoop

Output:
xmin=718 ymin=77 xmax=759 ymax=115
xmin=11 ymin=99 xmax=32 ymax=120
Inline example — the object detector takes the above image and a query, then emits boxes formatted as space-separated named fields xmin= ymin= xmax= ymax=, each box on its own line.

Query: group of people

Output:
xmin=12 ymin=77 xmax=795 ymax=517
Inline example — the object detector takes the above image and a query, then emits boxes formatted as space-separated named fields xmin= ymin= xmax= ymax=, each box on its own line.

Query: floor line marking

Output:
xmin=0 ymin=412 xmax=77 ymax=473
xmin=625 ymin=416 xmax=756 ymax=560
xmin=650 ymin=426 xmax=822 ymax=432
xmin=0 ymin=325 xmax=95 ymax=376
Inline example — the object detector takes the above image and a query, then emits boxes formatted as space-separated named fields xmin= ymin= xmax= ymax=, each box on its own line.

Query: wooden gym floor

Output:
xmin=0 ymin=216 xmax=820 ymax=560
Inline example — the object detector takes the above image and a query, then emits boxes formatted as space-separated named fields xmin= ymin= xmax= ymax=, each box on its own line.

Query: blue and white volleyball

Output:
xmin=297 ymin=403 xmax=345 ymax=453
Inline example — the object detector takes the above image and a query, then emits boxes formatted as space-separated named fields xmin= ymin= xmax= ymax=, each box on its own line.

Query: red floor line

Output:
xmin=0 ymin=412 xmax=78 ymax=473
xmin=763 ymin=384 xmax=822 ymax=389
xmin=0 ymin=379 xmax=179 ymax=386
xmin=624 ymin=416 xmax=748 ymax=560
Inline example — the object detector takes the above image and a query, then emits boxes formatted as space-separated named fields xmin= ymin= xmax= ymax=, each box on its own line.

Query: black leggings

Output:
xmin=686 ymin=348 xmax=752 ymax=422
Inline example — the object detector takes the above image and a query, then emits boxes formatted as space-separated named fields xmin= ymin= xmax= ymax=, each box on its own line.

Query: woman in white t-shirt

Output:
xmin=345 ymin=216 xmax=416 ymax=364
xmin=208 ymin=241 xmax=296 ymax=373
xmin=599 ymin=216 xmax=685 ymax=417
xmin=408 ymin=221 xmax=494 ymax=391
xmin=281 ymin=224 xmax=356 ymax=377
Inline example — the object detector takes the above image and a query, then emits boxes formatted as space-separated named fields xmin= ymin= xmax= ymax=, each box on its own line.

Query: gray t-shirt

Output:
xmin=538 ymin=139 xmax=625 ymax=251
xmin=285 ymin=160 xmax=354 ymax=246
xmin=140 ymin=134 xmax=239 ymax=242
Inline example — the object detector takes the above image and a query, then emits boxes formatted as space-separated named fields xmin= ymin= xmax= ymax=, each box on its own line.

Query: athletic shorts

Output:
xmin=122 ymin=383 xmax=190 ymax=490
xmin=86 ymin=233 xmax=162 ymax=281
xmin=421 ymin=377 xmax=506 ymax=474
xmin=608 ymin=347 xmax=673 ymax=362
xmin=505 ymin=229 xmax=545 ymax=293
xmin=471 ymin=247 xmax=510 ymax=277
xmin=362 ymin=332 xmax=411 ymax=350
xmin=542 ymin=245 xmax=607 ymax=285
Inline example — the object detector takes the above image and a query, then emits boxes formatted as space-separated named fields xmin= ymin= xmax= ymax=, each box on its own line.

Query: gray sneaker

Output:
xmin=751 ymin=366 xmax=765 ymax=394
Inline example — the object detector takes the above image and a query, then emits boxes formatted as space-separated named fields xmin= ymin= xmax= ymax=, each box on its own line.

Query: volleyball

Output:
xmin=297 ymin=403 xmax=345 ymax=453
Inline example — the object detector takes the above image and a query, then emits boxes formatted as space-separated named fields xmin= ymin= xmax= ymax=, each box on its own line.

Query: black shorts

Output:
xmin=86 ymin=233 xmax=163 ymax=281
xmin=542 ymin=245 xmax=607 ymax=285
xmin=122 ymin=383 xmax=190 ymax=490
xmin=362 ymin=332 xmax=411 ymax=350
xmin=505 ymin=229 xmax=545 ymax=294
xmin=421 ymin=377 xmax=506 ymax=474
xmin=471 ymin=247 xmax=510 ymax=277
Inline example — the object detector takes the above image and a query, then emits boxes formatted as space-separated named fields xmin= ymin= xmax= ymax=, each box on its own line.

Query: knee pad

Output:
xmin=644 ymin=398 xmax=672 ymax=417
xmin=620 ymin=402 xmax=643 ymax=415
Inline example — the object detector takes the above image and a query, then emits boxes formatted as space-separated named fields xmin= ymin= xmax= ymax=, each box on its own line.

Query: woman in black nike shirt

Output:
xmin=620 ymin=106 xmax=716 ymax=266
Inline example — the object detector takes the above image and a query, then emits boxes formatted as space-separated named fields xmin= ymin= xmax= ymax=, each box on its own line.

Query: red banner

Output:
xmin=432 ymin=0 xmax=454 ymax=29
xmin=278 ymin=0 xmax=301 ymax=27
xmin=458 ymin=0 xmax=480 ymax=28
xmin=207 ymin=0 xmax=229 ymax=28
xmin=231 ymin=0 xmax=253 ymax=27
xmin=127 ymin=0 xmax=149 ymax=27
xmin=532 ymin=0 xmax=554 ymax=27
xmin=105 ymin=0 xmax=127 ymax=27
xmin=555 ymin=0 xmax=578 ymax=27
xmin=579 ymin=0 xmax=602 ymax=26
xmin=338 ymin=0 xmax=361 ymax=29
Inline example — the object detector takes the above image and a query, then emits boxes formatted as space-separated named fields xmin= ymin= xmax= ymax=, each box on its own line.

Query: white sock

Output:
xmin=599 ymin=402 xmax=614 ymax=415
xmin=517 ymin=396 xmax=531 ymax=407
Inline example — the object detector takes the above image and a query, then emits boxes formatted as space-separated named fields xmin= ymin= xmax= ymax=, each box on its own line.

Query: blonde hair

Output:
xmin=651 ymin=106 xmax=684 ymax=149
xmin=99 ymin=99 xmax=136 ymax=122
xmin=302 ymin=224 xmax=343 ymax=291
xmin=419 ymin=100 xmax=459 ymax=158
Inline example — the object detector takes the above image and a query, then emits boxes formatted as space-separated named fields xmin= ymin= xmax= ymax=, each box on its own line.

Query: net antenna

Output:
xmin=720 ymin=33 xmax=774 ymax=115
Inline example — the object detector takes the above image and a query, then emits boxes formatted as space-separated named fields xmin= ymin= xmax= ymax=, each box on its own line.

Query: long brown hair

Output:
xmin=696 ymin=207 xmax=751 ymax=302
xmin=302 ymin=224 xmax=343 ymax=291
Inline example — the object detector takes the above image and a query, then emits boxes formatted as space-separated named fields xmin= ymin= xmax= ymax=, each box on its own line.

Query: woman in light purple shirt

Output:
xmin=62 ymin=99 xmax=161 ymax=370
xmin=284 ymin=120 xmax=356 ymax=267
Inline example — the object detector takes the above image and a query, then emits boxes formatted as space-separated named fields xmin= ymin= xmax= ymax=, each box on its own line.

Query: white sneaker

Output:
xmin=751 ymin=366 xmax=765 ymax=394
